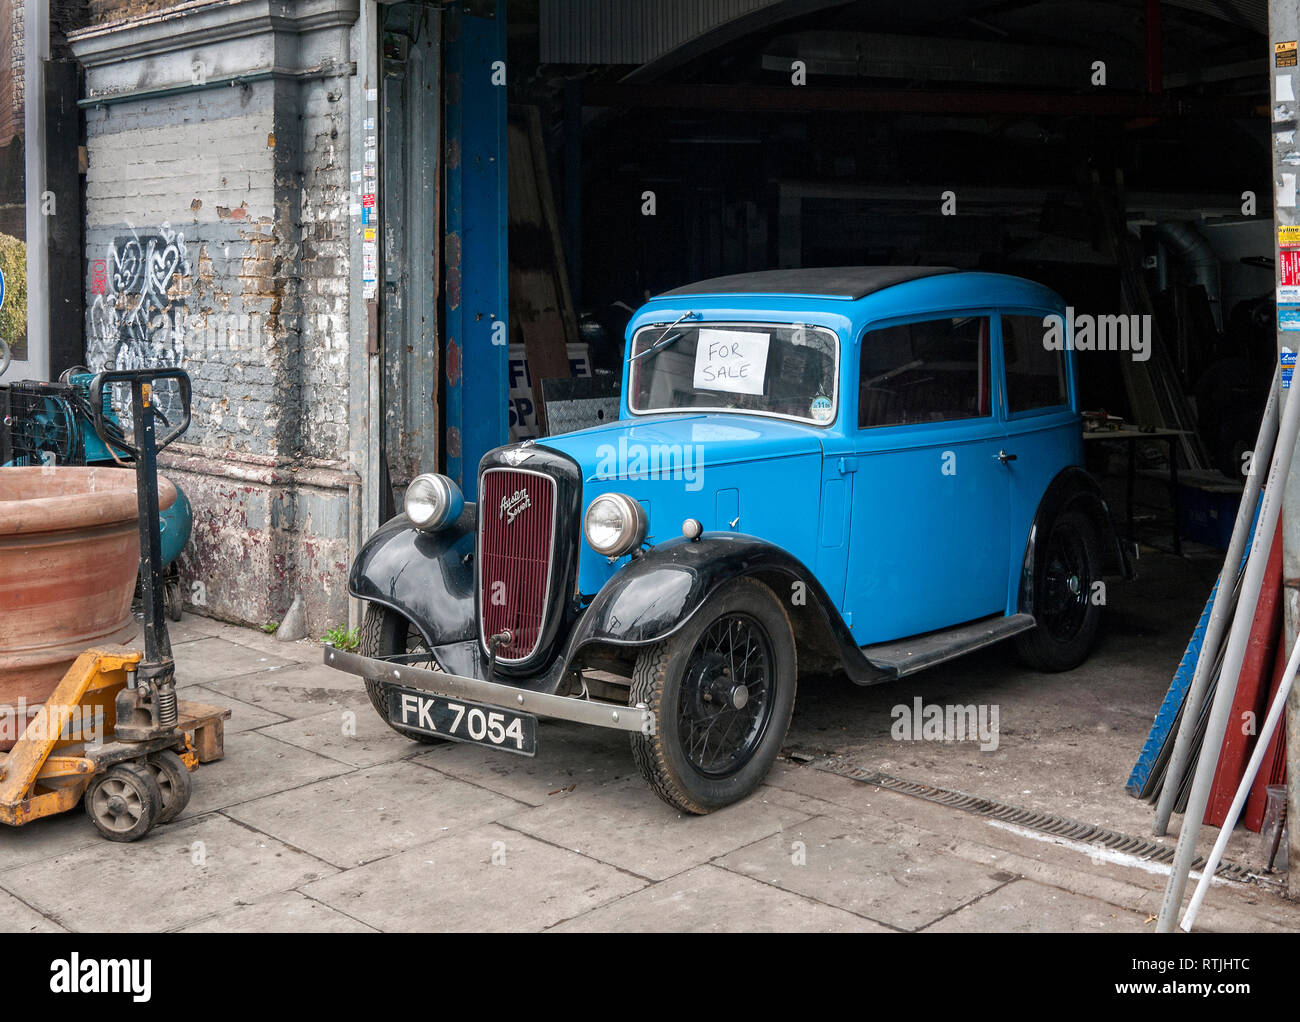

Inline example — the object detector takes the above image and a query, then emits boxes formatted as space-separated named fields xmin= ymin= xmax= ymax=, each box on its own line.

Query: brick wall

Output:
xmin=72 ymin=0 xmax=361 ymax=634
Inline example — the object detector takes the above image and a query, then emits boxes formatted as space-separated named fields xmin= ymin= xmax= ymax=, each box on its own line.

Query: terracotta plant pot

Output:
xmin=0 ymin=467 xmax=176 ymax=748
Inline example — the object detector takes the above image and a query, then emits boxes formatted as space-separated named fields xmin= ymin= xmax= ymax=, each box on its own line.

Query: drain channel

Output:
xmin=821 ymin=762 xmax=1257 ymax=884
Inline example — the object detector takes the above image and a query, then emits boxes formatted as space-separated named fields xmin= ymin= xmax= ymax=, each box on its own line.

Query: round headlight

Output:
xmin=584 ymin=493 xmax=647 ymax=558
xmin=405 ymin=473 xmax=464 ymax=532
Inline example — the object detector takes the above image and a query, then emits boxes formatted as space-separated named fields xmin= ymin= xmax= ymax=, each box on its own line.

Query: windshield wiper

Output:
xmin=628 ymin=311 xmax=697 ymax=363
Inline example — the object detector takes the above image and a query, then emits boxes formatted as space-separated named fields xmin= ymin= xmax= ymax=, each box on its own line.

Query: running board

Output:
xmin=861 ymin=613 xmax=1036 ymax=678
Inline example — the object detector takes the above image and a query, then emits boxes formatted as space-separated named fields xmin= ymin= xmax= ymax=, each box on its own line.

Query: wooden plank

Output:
xmin=193 ymin=720 xmax=224 ymax=764
xmin=177 ymin=699 xmax=231 ymax=764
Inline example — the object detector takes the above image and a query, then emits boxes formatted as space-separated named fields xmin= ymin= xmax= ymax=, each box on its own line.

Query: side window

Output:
xmin=1002 ymin=314 xmax=1068 ymax=413
xmin=858 ymin=316 xmax=991 ymax=428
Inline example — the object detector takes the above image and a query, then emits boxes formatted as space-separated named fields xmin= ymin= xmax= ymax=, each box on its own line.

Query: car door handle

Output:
xmin=995 ymin=450 xmax=1017 ymax=463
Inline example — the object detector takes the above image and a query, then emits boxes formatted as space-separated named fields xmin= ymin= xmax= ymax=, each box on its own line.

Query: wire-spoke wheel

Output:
xmin=84 ymin=762 xmax=163 ymax=842
xmin=631 ymin=577 xmax=796 ymax=814
xmin=147 ymin=749 xmax=193 ymax=825
xmin=1015 ymin=509 xmax=1103 ymax=672
xmin=359 ymin=604 xmax=448 ymax=744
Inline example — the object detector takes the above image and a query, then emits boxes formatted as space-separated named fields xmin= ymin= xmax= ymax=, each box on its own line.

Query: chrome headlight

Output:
xmin=405 ymin=473 xmax=464 ymax=532
xmin=584 ymin=493 xmax=647 ymax=558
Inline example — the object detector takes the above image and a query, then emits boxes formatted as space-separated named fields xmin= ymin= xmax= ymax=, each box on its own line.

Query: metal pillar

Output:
xmin=20 ymin=0 xmax=49 ymax=380
xmin=348 ymin=0 xmax=384 ymax=628
xmin=1272 ymin=0 xmax=1300 ymax=899
xmin=442 ymin=0 xmax=508 ymax=490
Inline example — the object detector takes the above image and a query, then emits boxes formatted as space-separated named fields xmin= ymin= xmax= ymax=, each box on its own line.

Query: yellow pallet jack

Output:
xmin=0 ymin=368 xmax=229 ymax=841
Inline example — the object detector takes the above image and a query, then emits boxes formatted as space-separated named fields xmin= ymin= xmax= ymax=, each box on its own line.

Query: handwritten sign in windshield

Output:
xmin=693 ymin=329 xmax=770 ymax=396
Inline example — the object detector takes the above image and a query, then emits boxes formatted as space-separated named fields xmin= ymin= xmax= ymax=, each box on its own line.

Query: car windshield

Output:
xmin=628 ymin=321 xmax=839 ymax=425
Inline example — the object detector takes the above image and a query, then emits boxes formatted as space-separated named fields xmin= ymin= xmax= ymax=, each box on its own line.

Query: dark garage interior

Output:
xmin=494 ymin=0 xmax=1290 ymax=899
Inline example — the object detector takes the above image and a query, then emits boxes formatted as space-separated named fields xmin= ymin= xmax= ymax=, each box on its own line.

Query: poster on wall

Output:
xmin=0 ymin=0 xmax=26 ymax=367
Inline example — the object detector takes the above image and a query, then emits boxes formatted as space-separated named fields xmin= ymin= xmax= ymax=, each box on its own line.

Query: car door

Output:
xmin=997 ymin=310 xmax=1081 ymax=602
xmin=844 ymin=312 xmax=1011 ymax=645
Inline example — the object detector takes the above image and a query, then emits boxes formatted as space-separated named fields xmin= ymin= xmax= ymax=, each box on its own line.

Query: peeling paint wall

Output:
xmin=70 ymin=0 xmax=362 ymax=635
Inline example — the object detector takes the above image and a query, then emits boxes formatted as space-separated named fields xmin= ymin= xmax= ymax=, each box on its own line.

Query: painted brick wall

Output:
xmin=73 ymin=1 xmax=361 ymax=634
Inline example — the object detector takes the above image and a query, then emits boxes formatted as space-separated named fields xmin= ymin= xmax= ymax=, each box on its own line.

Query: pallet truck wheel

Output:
xmin=84 ymin=763 xmax=163 ymax=842
xmin=146 ymin=749 xmax=193 ymax=824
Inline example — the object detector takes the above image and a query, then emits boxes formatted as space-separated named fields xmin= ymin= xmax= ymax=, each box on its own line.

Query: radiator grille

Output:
xmin=478 ymin=468 xmax=556 ymax=662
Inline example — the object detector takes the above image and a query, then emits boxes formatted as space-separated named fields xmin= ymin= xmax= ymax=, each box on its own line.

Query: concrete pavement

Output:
xmin=0 ymin=608 xmax=1295 ymax=933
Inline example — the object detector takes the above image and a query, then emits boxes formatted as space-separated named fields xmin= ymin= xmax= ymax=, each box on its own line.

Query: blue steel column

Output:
xmin=443 ymin=0 xmax=508 ymax=490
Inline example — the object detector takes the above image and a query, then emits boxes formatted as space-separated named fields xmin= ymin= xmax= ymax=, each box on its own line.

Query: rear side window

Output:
xmin=858 ymin=316 xmax=991 ymax=428
xmin=1002 ymin=314 xmax=1068 ymax=413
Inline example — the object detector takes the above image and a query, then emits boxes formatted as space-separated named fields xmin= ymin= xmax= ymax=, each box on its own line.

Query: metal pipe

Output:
xmin=1153 ymin=368 xmax=1279 ymax=835
xmin=1157 ymin=372 xmax=1300 ymax=931
xmin=23 ymin=0 xmax=49 ymax=380
xmin=1179 ymin=632 xmax=1300 ymax=930
xmin=1155 ymin=221 xmax=1223 ymax=331
xmin=76 ymin=65 xmax=356 ymax=110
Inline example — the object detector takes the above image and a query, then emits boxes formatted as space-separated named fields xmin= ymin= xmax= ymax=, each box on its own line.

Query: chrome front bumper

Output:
xmin=322 ymin=647 xmax=654 ymax=734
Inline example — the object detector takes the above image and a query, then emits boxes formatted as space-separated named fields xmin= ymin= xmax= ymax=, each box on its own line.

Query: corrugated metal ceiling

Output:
xmin=540 ymin=0 xmax=785 ymax=64
xmin=539 ymin=0 xmax=1269 ymax=66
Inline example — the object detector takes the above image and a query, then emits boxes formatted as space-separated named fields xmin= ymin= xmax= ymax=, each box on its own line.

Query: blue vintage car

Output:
xmin=325 ymin=267 xmax=1130 ymax=813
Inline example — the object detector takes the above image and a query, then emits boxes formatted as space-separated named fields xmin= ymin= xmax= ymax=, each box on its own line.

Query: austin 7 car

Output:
xmin=324 ymin=267 xmax=1130 ymax=813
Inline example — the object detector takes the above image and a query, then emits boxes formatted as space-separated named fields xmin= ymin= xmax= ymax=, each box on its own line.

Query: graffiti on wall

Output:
xmin=87 ymin=224 xmax=191 ymax=372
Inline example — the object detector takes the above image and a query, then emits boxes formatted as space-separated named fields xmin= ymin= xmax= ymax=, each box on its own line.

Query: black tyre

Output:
xmin=1015 ymin=510 xmax=1103 ymax=672
xmin=630 ymin=577 xmax=796 ymax=814
xmin=359 ymin=604 xmax=446 ymax=745
xmin=84 ymin=762 xmax=163 ymax=842
xmin=165 ymin=577 xmax=184 ymax=622
xmin=147 ymin=749 xmax=193 ymax=825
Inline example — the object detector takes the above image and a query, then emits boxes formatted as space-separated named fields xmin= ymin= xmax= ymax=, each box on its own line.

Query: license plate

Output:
xmin=387 ymin=686 xmax=537 ymax=757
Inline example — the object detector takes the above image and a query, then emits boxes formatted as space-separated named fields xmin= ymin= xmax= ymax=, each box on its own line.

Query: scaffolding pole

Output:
xmin=1156 ymin=370 xmax=1300 ymax=931
xmin=1152 ymin=371 xmax=1278 ymax=836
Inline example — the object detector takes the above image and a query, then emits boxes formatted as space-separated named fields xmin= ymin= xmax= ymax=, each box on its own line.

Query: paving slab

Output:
xmin=176 ymin=890 xmax=378 ymax=933
xmin=167 ymin=614 xmax=230 ymax=644
xmin=0 ymin=814 xmax=336 ymax=932
xmin=180 ymin=729 xmax=352 ymax=819
xmin=413 ymin=719 xmax=633 ymax=806
xmin=503 ymin=775 xmax=812 ymax=881
xmin=183 ymin=683 xmax=288 ymax=734
xmin=200 ymin=663 xmax=371 ymax=721
xmin=922 ymin=878 xmax=1151 ymax=932
xmin=716 ymin=813 xmax=1009 ymax=931
xmin=303 ymin=822 xmax=646 ymax=932
xmin=172 ymin=635 xmax=301 ymax=688
xmin=765 ymin=761 xmax=1292 ymax=926
xmin=551 ymin=863 xmax=888 ymax=932
xmin=943 ymin=833 xmax=1298 ymax=934
xmin=259 ymin=705 xmax=431 ymax=769
xmin=0 ymin=806 xmax=104 ymax=873
xmin=0 ymin=888 xmax=65 ymax=932
xmin=224 ymin=760 xmax=526 ymax=868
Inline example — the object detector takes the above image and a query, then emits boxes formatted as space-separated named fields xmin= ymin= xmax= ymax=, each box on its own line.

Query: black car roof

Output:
xmin=655 ymin=266 xmax=958 ymax=301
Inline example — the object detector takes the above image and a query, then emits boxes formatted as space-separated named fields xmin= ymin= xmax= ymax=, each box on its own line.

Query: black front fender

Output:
xmin=348 ymin=506 xmax=477 ymax=648
xmin=564 ymin=533 xmax=890 ymax=684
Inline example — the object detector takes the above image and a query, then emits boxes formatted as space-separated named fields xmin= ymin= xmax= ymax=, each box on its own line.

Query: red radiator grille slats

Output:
xmin=479 ymin=469 xmax=556 ymax=662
